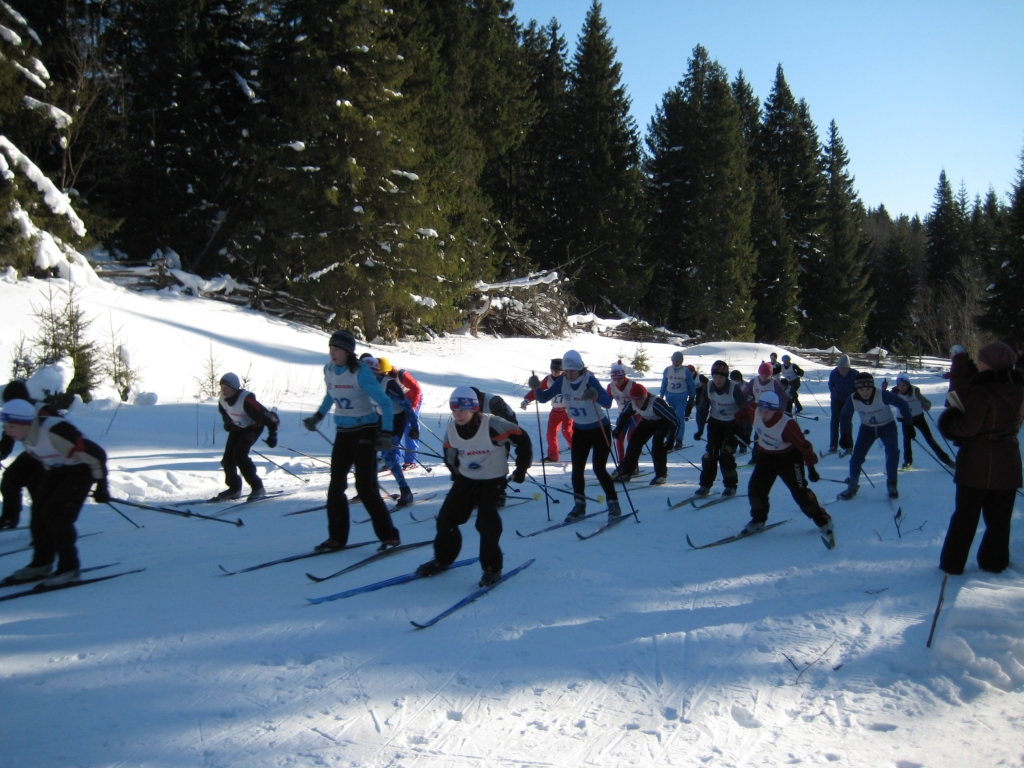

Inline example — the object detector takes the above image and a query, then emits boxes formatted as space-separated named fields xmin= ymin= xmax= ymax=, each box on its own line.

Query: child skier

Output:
xmin=660 ymin=351 xmax=696 ymax=448
xmin=529 ymin=350 xmax=620 ymax=520
xmin=0 ymin=380 xmax=56 ymax=530
xmin=891 ymin=372 xmax=954 ymax=469
xmin=367 ymin=358 xmax=417 ymax=507
xmin=735 ymin=391 xmax=833 ymax=541
xmin=694 ymin=360 xmax=747 ymax=497
xmin=606 ymin=360 xmax=639 ymax=461
xmin=303 ymin=331 xmax=398 ymax=553
xmin=521 ymin=358 xmax=573 ymax=462
xmin=838 ymin=372 xmax=913 ymax=499
xmin=381 ymin=359 xmax=422 ymax=470
xmin=1 ymin=398 xmax=110 ymax=586
xmin=611 ymin=383 xmax=680 ymax=485
xmin=778 ymin=355 xmax=804 ymax=414
xmin=415 ymin=386 xmax=532 ymax=587
xmin=216 ymin=373 xmax=280 ymax=501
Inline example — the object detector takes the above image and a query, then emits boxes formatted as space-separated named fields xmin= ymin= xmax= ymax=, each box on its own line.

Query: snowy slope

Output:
xmin=0 ymin=276 xmax=1022 ymax=768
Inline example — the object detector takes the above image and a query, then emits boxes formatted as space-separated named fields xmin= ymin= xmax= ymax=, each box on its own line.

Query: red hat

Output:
xmin=758 ymin=361 xmax=773 ymax=377
xmin=628 ymin=382 xmax=648 ymax=399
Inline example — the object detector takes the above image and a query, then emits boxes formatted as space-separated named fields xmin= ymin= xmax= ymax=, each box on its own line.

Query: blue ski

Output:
xmin=305 ymin=539 xmax=433 ymax=583
xmin=307 ymin=557 xmax=479 ymax=604
xmin=410 ymin=558 xmax=535 ymax=629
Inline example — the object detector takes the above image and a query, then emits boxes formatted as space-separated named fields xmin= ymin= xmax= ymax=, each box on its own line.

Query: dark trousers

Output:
xmin=700 ymin=419 xmax=739 ymax=490
xmin=900 ymin=414 xmax=950 ymax=464
xmin=221 ymin=427 xmax=263 ymax=491
xmin=327 ymin=425 xmax=398 ymax=546
xmin=433 ymin=474 xmax=504 ymax=573
xmin=829 ymin=396 xmax=848 ymax=450
xmin=30 ymin=464 xmax=94 ymax=572
xmin=570 ymin=425 xmax=617 ymax=502
xmin=619 ymin=419 xmax=672 ymax=478
xmin=747 ymin=449 xmax=829 ymax=526
xmin=939 ymin=485 xmax=1015 ymax=574
xmin=785 ymin=379 xmax=801 ymax=414
xmin=1 ymin=452 xmax=45 ymax=526
xmin=849 ymin=421 xmax=899 ymax=485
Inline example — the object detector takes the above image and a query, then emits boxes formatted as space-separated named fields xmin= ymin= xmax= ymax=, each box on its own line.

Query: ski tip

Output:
xmin=685 ymin=533 xmax=697 ymax=549
xmin=515 ymin=530 xmax=527 ymax=538
xmin=218 ymin=565 xmax=236 ymax=576
xmin=575 ymin=531 xmax=587 ymax=540
xmin=306 ymin=573 xmax=324 ymax=582
xmin=410 ymin=620 xmax=428 ymax=630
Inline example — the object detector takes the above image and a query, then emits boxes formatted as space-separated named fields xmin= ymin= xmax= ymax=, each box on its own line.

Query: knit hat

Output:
xmin=377 ymin=356 xmax=393 ymax=374
xmin=628 ymin=382 xmax=648 ymax=399
xmin=977 ymin=341 xmax=1017 ymax=371
xmin=2 ymin=380 xmax=30 ymax=403
xmin=671 ymin=351 xmax=684 ymax=363
xmin=895 ymin=372 xmax=911 ymax=386
xmin=550 ymin=358 xmax=563 ymax=372
xmin=363 ymin=357 xmax=380 ymax=372
xmin=711 ymin=360 xmax=729 ymax=377
xmin=781 ymin=354 xmax=791 ymax=363
xmin=609 ymin=360 xmax=626 ymax=380
xmin=837 ymin=354 xmax=850 ymax=368
xmin=562 ymin=350 xmax=584 ymax=371
xmin=757 ymin=391 xmax=780 ymax=410
xmin=950 ymin=344 xmax=965 ymax=357
xmin=219 ymin=372 xmax=241 ymax=390
xmin=449 ymin=385 xmax=480 ymax=411
xmin=329 ymin=330 xmax=356 ymax=354
xmin=855 ymin=372 xmax=875 ymax=388
xmin=1 ymin=399 xmax=34 ymax=425
xmin=758 ymin=361 xmax=773 ymax=377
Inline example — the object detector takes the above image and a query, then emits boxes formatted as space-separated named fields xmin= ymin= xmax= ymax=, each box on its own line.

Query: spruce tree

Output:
xmin=865 ymin=209 xmax=921 ymax=353
xmin=751 ymin=166 xmax=801 ymax=343
xmin=979 ymin=144 xmax=1024 ymax=344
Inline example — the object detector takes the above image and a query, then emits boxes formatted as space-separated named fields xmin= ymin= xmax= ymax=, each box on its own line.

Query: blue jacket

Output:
xmin=614 ymin=395 xmax=681 ymax=447
xmin=840 ymin=387 xmax=913 ymax=438
xmin=535 ymin=371 xmax=611 ymax=428
xmin=829 ymin=367 xmax=859 ymax=401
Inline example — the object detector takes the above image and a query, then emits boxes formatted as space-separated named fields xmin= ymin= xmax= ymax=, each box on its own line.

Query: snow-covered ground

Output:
xmin=0 ymin=275 xmax=1021 ymax=768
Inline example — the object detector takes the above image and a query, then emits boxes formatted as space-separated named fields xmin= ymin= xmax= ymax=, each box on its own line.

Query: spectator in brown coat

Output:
xmin=937 ymin=341 xmax=1024 ymax=575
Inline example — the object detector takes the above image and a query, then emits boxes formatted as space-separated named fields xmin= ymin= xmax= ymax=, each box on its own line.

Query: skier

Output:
xmin=0 ymin=380 xmax=56 ymax=530
xmin=529 ymin=350 xmax=620 ymax=521
xmin=837 ymin=372 xmax=913 ymax=500
xmin=891 ymin=372 xmax=954 ymax=469
xmin=415 ymin=386 xmax=532 ymax=587
xmin=694 ymin=360 xmax=747 ymax=497
xmin=742 ymin=361 xmax=790 ymax=406
xmin=521 ymin=359 xmax=573 ymax=462
xmin=303 ymin=330 xmax=398 ymax=553
xmin=690 ymin=369 xmax=709 ymax=440
xmin=735 ymin=391 xmax=833 ymax=540
xmin=1 ymin=398 xmax=110 ymax=586
xmin=778 ymin=355 xmax=804 ymax=414
xmin=943 ymin=344 xmax=978 ymax=406
xmin=367 ymin=358 xmax=417 ymax=508
xmin=605 ymin=360 xmax=639 ymax=461
xmin=216 ymin=373 xmax=280 ymax=501
xmin=769 ymin=351 xmax=782 ymax=378
xmin=937 ymin=341 xmax=1023 ymax=575
xmin=827 ymin=354 xmax=858 ymax=454
xmin=730 ymin=369 xmax=753 ymax=456
xmin=610 ymin=383 xmax=680 ymax=485
xmin=660 ymin=351 xmax=696 ymax=448
xmin=381 ymin=359 xmax=422 ymax=470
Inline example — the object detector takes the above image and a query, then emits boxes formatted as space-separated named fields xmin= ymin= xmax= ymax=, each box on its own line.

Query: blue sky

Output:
xmin=510 ymin=0 xmax=1024 ymax=220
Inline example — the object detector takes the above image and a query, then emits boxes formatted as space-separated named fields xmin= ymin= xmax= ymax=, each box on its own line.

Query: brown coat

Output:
xmin=939 ymin=369 xmax=1024 ymax=489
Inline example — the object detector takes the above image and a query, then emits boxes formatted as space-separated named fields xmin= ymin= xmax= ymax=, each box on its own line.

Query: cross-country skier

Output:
xmin=381 ymin=359 xmax=422 ymax=470
xmin=0 ymin=380 xmax=56 ymax=530
xmin=610 ymin=383 xmax=680 ymax=485
xmin=216 ymin=373 xmax=280 ymax=501
xmin=660 ymin=351 xmax=696 ymax=448
xmin=303 ymin=331 xmax=398 ymax=553
xmin=415 ymin=385 xmax=532 ymax=587
xmin=837 ymin=372 xmax=913 ymax=500
xmin=521 ymin=358 xmax=573 ymax=462
xmin=937 ymin=341 xmax=1023 ymax=575
xmin=694 ymin=360 xmax=747 ymax=497
xmin=769 ymin=352 xmax=782 ymax=378
xmin=742 ymin=361 xmax=790 ymax=406
xmin=690 ymin=369 xmax=709 ymax=440
xmin=529 ymin=350 xmax=620 ymax=521
xmin=366 ymin=357 xmax=417 ymax=508
xmin=778 ymin=355 xmax=804 ymax=414
xmin=1 ymin=398 xmax=110 ymax=586
xmin=827 ymin=354 xmax=858 ymax=454
xmin=606 ymin=360 xmax=639 ymax=461
xmin=735 ymin=391 xmax=833 ymax=540
xmin=891 ymin=373 xmax=954 ymax=469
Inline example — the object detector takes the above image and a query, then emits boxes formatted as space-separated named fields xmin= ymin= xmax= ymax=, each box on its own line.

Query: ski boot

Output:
xmin=564 ymin=499 xmax=587 ymax=523
xmin=607 ymin=500 xmax=622 ymax=519
xmin=416 ymin=560 xmax=449 ymax=577
xmin=478 ymin=569 xmax=502 ymax=587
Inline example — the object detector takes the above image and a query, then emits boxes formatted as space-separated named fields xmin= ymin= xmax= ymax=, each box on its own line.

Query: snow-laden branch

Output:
xmin=0 ymin=135 xmax=86 ymax=236
xmin=23 ymin=96 xmax=72 ymax=128
xmin=477 ymin=270 xmax=560 ymax=292
xmin=233 ymin=70 xmax=256 ymax=100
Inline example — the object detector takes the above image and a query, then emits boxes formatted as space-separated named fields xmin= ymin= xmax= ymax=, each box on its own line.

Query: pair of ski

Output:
xmin=0 ymin=562 xmax=145 ymax=602
xmin=353 ymin=493 xmax=438 ymax=524
xmin=308 ymin=557 xmax=536 ymax=630
xmin=666 ymin=491 xmax=743 ymax=510
xmin=515 ymin=508 xmax=629 ymax=540
xmin=0 ymin=530 xmax=102 ymax=560
xmin=219 ymin=538 xmax=432 ymax=578
xmin=282 ymin=490 xmax=419 ymax=518
xmin=819 ymin=448 xmax=851 ymax=459
xmin=170 ymin=489 xmax=291 ymax=512
xmin=686 ymin=517 xmax=836 ymax=550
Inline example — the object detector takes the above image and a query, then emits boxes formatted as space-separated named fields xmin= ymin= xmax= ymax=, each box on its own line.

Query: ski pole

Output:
xmin=819 ymin=477 xmax=853 ymax=485
xmin=794 ymin=412 xmax=819 ymax=421
xmin=106 ymin=501 xmax=143 ymax=529
xmin=926 ymin=573 xmax=949 ymax=648
xmin=281 ymin=444 xmax=332 ymax=467
xmin=112 ymin=497 xmax=244 ymax=527
xmin=912 ymin=437 xmax=954 ymax=477
xmin=412 ymin=454 xmax=434 ymax=473
xmin=596 ymin=402 xmax=639 ymax=522
xmin=314 ymin=425 xmax=334 ymax=446
xmin=527 ymin=475 xmax=603 ymax=504
xmin=253 ymin=450 xmax=309 ymax=483
xmin=531 ymin=370 xmax=552 ymax=521
xmin=524 ymin=472 xmax=560 ymax=505
xmin=860 ymin=467 xmax=876 ymax=488
xmin=103 ymin=398 xmax=124 ymax=435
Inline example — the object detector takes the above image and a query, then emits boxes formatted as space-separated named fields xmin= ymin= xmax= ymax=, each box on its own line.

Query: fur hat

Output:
xmin=977 ymin=341 xmax=1017 ymax=371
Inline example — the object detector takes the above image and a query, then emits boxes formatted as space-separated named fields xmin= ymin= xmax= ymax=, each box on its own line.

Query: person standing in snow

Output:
xmin=367 ymin=357 xmax=417 ymax=508
xmin=837 ymin=372 xmax=913 ymax=500
xmin=937 ymin=342 xmax=1024 ymax=575
xmin=529 ymin=350 xmax=620 ymax=521
xmin=827 ymin=355 xmax=858 ymax=454
xmin=521 ymin=358 xmax=573 ymax=462
xmin=735 ymin=391 xmax=833 ymax=539
xmin=1 ymin=399 xmax=110 ymax=586
xmin=377 ymin=359 xmax=421 ymax=470
xmin=890 ymin=372 xmax=954 ymax=469
xmin=216 ymin=373 xmax=280 ymax=501
xmin=660 ymin=351 xmax=696 ymax=448
xmin=694 ymin=360 xmax=747 ymax=497
xmin=605 ymin=360 xmax=638 ymax=461
xmin=303 ymin=331 xmax=398 ymax=553
xmin=690 ymin=369 xmax=709 ymax=440
xmin=0 ymin=380 xmax=57 ymax=530
xmin=610 ymin=383 xmax=680 ymax=485
xmin=415 ymin=386 xmax=532 ymax=587
xmin=778 ymin=355 xmax=804 ymax=414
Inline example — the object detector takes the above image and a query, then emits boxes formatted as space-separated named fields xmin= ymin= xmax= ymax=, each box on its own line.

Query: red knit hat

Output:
xmin=977 ymin=341 xmax=1017 ymax=371
xmin=758 ymin=361 xmax=773 ymax=377
xmin=628 ymin=382 xmax=648 ymax=399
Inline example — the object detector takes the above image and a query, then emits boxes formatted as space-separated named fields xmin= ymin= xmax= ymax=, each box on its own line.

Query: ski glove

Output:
xmin=527 ymin=375 xmax=541 ymax=389
xmin=265 ymin=432 xmax=278 ymax=449
xmin=807 ymin=466 xmax=820 ymax=483
xmin=93 ymin=480 xmax=111 ymax=504
xmin=520 ymin=399 xmax=530 ymax=410
xmin=375 ymin=432 xmax=394 ymax=452
xmin=408 ymin=426 xmax=420 ymax=441
xmin=581 ymin=387 xmax=598 ymax=401
xmin=303 ymin=412 xmax=324 ymax=431
xmin=511 ymin=468 xmax=527 ymax=484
